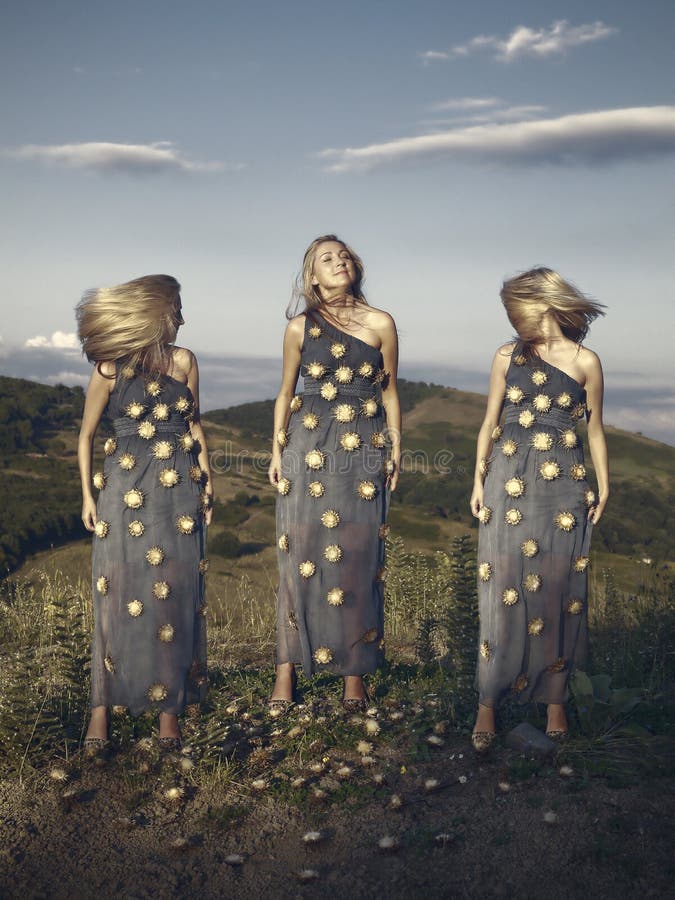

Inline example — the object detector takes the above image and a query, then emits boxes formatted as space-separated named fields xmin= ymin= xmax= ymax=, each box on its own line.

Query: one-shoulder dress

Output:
xmin=90 ymin=366 xmax=208 ymax=716
xmin=476 ymin=345 xmax=594 ymax=707
xmin=275 ymin=314 xmax=390 ymax=676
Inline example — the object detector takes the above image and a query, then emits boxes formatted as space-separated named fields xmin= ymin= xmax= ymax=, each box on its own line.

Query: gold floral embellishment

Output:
xmin=373 ymin=368 xmax=386 ymax=385
xmin=519 ymin=410 xmax=535 ymax=429
xmin=153 ymin=581 xmax=171 ymax=600
xmin=362 ymin=398 xmax=378 ymax=417
xmin=327 ymin=587 xmax=344 ymax=606
xmin=320 ymin=382 xmax=338 ymax=401
xmin=306 ymin=361 xmax=327 ymax=380
xmin=570 ymin=463 xmax=586 ymax=481
xmin=502 ymin=439 xmax=518 ymax=457
xmin=531 ymin=370 xmax=548 ymax=386
xmin=324 ymin=544 xmax=343 ymax=563
xmin=334 ymin=403 xmax=356 ymax=423
xmin=96 ymin=576 xmax=108 ymax=594
xmin=137 ymin=421 xmax=156 ymax=440
xmin=147 ymin=683 xmax=168 ymax=702
xmin=152 ymin=440 xmax=173 ymax=460
xmin=94 ymin=520 xmax=109 ymax=539
xmin=378 ymin=523 xmax=390 ymax=539
xmin=308 ymin=480 xmax=324 ymax=498
xmin=502 ymin=587 xmax=519 ymax=606
xmin=198 ymin=558 xmax=210 ymax=574
xmin=548 ymin=657 xmax=567 ymax=673
xmin=93 ymin=472 xmax=106 ymax=490
xmin=125 ymin=401 xmax=146 ymax=419
xmin=556 ymin=392 xmax=572 ymax=409
xmin=128 ymin=520 xmax=145 ymax=537
xmin=334 ymin=366 xmax=353 ymax=384
xmin=145 ymin=546 xmax=165 ymax=566
xmin=533 ymin=394 xmax=552 ymax=414
xmin=584 ymin=490 xmax=596 ymax=507
xmin=120 ymin=365 xmax=136 ymax=380
xmin=188 ymin=465 xmax=205 ymax=484
xmin=159 ymin=468 xmax=180 ymax=488
xmin=174 ymin=396 xmax=192 ymax=415
xmin=532 ymin=432 xmax=553 ymax=452
xmin=314 ymin=646 xmax=333 ymax=665
xmin=504 ymin=508 xmax=523 ymax=526
xmin=528 ymin=617 xmax=544 ymax=635
xmin=145 ymin=379 xmax=162 ymax=397
xmin=571 ymin=402 xmax=586 ymax=420
xmin=104 ymin=655 xmax=115 ymax=674
xmin=127 ymin=599 xmax=143 ymax=617
xmin=299 ymin=560 xmax=316 ymax=579
xmin=290 ymin=395 xmax=303 ymax=412
xmin=555 ymin=511 xmax=577 ymax=532
xmin=321 ymin=509 xmax=340 ymax=528
xmin=513 ymin=674 xmax=528 ymax=692
xmin=573 ymin=556 xmax=590 ymax=573
xmin=358 ymin=361 xmax=374 ymax=378
xmin=340 ymin=432 xmax=361 ymax=452
xmin=567 ymin=598 xmax=583 ymax=615
xmin=513 ymin=354 xmax=526 ymax=366
xmin=521 ymin=539 xmax=539 ymax=558
xmin=103 ymin=437 xmax=117 ymax=456
xmin=371 ymin=432 xmax=386 ymax=449
xmin=480 ymin=640 xmax=492 ymax=661
xmin=303 ymin=412 xmax=319 ymax=430
xmin=176 ymin=514 xmax=196 ymax=535
xmin=505 ymin=476 xmax=525 ymax=498
xmin=305 ymin=449 xmax=325 ymax=470
xmin=276 ymin=428 xmax=288 ymax=448
xmin=479 ymin=458 xmax=488 ymax=478
xmin=178 ymin=432 xmax=194 ymax=452
xmin=278 ymin=533 xmax=289 ymax=552
xmin=330 ymin=342 xmax=347 ymax=359
xmin=118 ymin=452 xmax=136 ymax=471
xmin=376 ymin=566 xmax=387 ymax=582
xmin=152 ymin=403 xmax=170 ymax=421
xmin=491 ymin=426 xmax=503 ymax=441
xmin=158 ymin=624 xmax=175 ymax=643
xmin=506 ymin=385 xmax=525 ymax=404
xmin=540 ymin=460 xmax=561 ymax=481
xmin=560 ymin=429 xmax=578 ymax=450
xmin=308 ymin=324 xmax=322 ymax=339
xmin=478 ymin=562 xmax=492 ymax=582
xmin=357 ymin=481 xmax=377 ymax=501
xmin=124 ymin=488 xmax=144 ymax=510
xmin=477 ymin=505 xmax=492 ymax=524
xmin=524 ymin=573 xmax=542 ymax=593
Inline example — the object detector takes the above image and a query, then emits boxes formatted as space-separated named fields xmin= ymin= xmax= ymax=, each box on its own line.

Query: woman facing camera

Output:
xmin=77 ymin=275 xmax=212 ymax=753
xmin=268 ymin=235 xmax=401 ymax=714
xmin=470 ymin=267 xmax=608 ymax=751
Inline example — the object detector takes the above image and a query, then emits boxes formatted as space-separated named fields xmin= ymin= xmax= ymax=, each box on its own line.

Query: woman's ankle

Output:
xmin=343 ymin=675 xmax=366 ymax=701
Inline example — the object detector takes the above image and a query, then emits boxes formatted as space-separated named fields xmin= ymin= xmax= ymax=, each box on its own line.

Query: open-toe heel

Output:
xmin=471 ymin=731 xmax=496 ymax=754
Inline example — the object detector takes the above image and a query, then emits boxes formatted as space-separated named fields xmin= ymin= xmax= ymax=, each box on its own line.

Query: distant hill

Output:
xmin=1 ymin=375 xmax=673 ymax=581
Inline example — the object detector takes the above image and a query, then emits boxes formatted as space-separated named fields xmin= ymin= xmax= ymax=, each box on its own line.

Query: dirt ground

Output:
xmin=0 ymin=732 xmax=671 ymax=900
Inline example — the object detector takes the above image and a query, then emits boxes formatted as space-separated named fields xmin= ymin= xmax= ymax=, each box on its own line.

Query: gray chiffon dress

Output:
xmin=476 ymin=345 xmax=594 ymax=707
xmin=276 ymin=313 xmax=389 ymax=676
xmin=90 ymin=365 xmax=208 ymax=716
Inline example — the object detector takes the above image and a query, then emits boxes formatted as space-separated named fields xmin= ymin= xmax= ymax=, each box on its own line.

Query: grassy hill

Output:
xmin=2 ymin=377 xmax=673 ymax=600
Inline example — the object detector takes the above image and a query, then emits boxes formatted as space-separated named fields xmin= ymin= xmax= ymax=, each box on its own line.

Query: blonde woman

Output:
xmin=268 ymin=235 xmax=401 ymax=713
xmin=77 ymin=275 xmax=212 ymax=752
xmin=470 ymin=267 xmax=608 ymax=751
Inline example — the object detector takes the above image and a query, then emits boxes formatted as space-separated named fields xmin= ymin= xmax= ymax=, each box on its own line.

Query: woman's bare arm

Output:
xmin=469 ymin=346 xmax=510 ymax=517
xmin=580 ymin=348 xmax=609 ymax=523
xmin=268 ymin=317 xmax=304 ymax=486
xmin=378 ymin=312 xmax=401 ymax=492
xmin=78 ymin=364 xmax=115 ymax=531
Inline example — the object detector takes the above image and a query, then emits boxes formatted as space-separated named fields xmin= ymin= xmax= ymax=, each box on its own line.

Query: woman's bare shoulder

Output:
xmin=170 ymin=346 xmax=196 ymax=379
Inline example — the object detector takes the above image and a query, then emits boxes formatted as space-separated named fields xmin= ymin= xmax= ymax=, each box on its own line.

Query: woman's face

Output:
xmin=167 ymin=295 xmax=184 ymax=339
xmin=311 ymin=241 xmax=356 ymax=299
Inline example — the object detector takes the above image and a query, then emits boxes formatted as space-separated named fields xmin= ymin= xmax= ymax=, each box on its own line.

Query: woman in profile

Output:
xmin=77 ymin=275 xmax=212 ymax=752
xmin=268 ymin=235 xmax=401 ymax=713
xmin=470 ymin=267 xmax=608 ymax=750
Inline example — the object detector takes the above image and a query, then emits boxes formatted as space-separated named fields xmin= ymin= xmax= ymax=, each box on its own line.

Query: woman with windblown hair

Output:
xmin=268 ymin=235 xmax=401 ymax=713
xmin=469 ymin=267 xmax=609 ymax=752
xmin=77 ymin=275 xmax=212 ymax=753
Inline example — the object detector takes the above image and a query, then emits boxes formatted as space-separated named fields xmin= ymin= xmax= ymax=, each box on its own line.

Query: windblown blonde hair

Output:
xmin=287 ymin=234 xmax=367 ymax=321
xmin=76 ymin=274 xmax=181 ymax=376
xmin=501 ymin=267 xmax=605 ymax=359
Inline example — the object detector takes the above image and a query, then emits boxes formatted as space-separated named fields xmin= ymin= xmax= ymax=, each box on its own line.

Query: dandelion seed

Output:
xmin=188 ymin=465 xmax=205 ymax=484
xmin=378 ymin=835 xmax=399 ymax=851
xmin=584 ymin=490 xmax=596 ymax=507
xmin=164 ymin=786 xmax=184 ymax=802
xmin=278 ymin=533 xmax=289 ymax=552
xmin=50 ymin=767 xmax=69 ymax=782
xmin=357 ymin=741 xmax=373 ymax=755
xmin=556 ymin=391 xmax=572 ymax=408
xmin=390 ymin=793 xmax=403 ymax=809
xmin=373 ymin=772 xmax=386 ymax=785
xmin=174 ymin=396 xmax=191 ymax=415
xmin=303 ymin=831 xmax=323 ymax=844
xmin=251 ymin=778 xmax=268 ymax=791
xmin=179 ymin=757 xmax=194 ymax=773
xmin=458 ymin=775 xmax=468 ymax=784
xmin=479 ymin=458 xmax=488 ymax=478
xmin=276 ymin=428 xmax=288 ymax=448
xmin=424 ymin=778 xmax=439 ymax=793
xmin=362 ymin=397 xmax=378 ymax=417
xmin=573 ymin=556 xmax=590 ymax=572
xmin=312 ymin=788 xmax=327 ymax=801
xmin=291 ymin=776 xmax=306 ymax=788
xmin=159 ymin=468 xmax=180 ymax=488
xmin=501 ymin=439 xmax=518 ymax=457
xmin=96 ymin=576 xmax=109 ymax=594
xmin=543 ymin=810 xmax=558 ymax=824
xmin=297 ymin=869 xmax=320 ymax=882
xmin=571 ymin=402 xmax=586 ymax=420
xmin=532 ymin=431 xmax=553 ymax=452
xmin=540 ymin=460 xmax=561 ymax=481
xmin=308 ymin=324 xmax=322 ymax=339
xmin=427 ymin=735 xmax=444 ymax=747
xmin=321 ymin=509 xmax=340 ymax=528
xmin=480 ymin=641 xmax=492 ymax=661
xmin=334 ymin=365 xmax=353 ymax=386
xmin=123 ymin=487 xmax=145 ymax=510
xmin=153 ymin=581 xmax=171 ymax=600
xmin=157 ymin=624 xmax=175 ymax=642
xmin=498 ymin=781 xmax=511 ymax=793
xmin=225 ymin=854 xmax=245 ymax=866
xmin=152 ymin=439 xmax=173 ymax=460
xmin=365 ymin=719 xmax=380 ymax=736
xmin=359 ymin=361 xmax=374 ymax=378
xmin=389 ymin=710 xmax=404 ymax=721
xmin=146 ymin=379 xmax=162 ymax=397
xmin=337 ymin=765 xmax=353 ymax=778
xmin=147 ymin=683 xmax=168 ymax=702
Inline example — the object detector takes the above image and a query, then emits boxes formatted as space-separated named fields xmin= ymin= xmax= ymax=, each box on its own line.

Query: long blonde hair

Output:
xmin=501 ymin=267 xmax=605 ymax=358
xmin=76 ymin=274 xmax=181 ymax=376
xmin=287 ymin=234 xmax=367 ymax=321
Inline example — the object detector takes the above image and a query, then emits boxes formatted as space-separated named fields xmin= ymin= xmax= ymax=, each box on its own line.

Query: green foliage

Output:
xmin=209 ymin=529 xmax=242 ymax=559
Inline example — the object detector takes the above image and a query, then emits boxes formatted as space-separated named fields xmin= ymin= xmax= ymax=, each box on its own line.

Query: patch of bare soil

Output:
xmin=0 ymin=736 xmax=670 ymax=900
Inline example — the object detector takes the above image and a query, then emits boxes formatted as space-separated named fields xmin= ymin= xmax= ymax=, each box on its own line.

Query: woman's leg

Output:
xmin=159 ymin=712 xmax=181 ymax=740
xmin=546 ymin=702 xmax=568 ymax=735
xmin=473 ymin=702 xmax=496 ymax=735
xmin=343 ymin=675 xmax=367 ymax=702
xmin=85 ymin=705 xmax=108 ymax=741
xmin=270 ymin=661 xmax=296 ymax=701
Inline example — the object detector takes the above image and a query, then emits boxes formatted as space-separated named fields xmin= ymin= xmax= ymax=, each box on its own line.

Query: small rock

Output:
xmin=505 ymin=723 xmax=556 ymax=756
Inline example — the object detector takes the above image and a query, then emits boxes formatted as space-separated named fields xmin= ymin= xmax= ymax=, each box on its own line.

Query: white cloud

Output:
xmin=421 ymin=104 xmax=548 ymax=129
xmin=430 ymin=97 xmax=501 ymax=112
xmin=424 ymin=20 xmax=617 ymax=64
xmin=4 ymin=141 xmax=230 ymax=175
xmin=320 ymin=106 xmax=675 ymax=173
xmin=25 ymin=331 xmax=79 ymax=350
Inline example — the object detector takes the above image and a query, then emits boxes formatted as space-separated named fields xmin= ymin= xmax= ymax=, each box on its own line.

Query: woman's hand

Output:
xmin=203 ymin=490 xmax=214 ymax=527
xmin=268 ymin=451 xmax=282 ymax=488
xmin=386 ymin=450 xmax=401 ymax=493
xmin=588 ymin=491 xmax=609 ymax=525
xmin=82 ymin=496 xmax=98 ymax=531
xmin=470 ymin=483 xmax=484 ymax=518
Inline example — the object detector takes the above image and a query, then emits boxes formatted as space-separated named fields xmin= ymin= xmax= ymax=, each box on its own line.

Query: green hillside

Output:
xmin=1 ymin=376 xmax=673 ymax=588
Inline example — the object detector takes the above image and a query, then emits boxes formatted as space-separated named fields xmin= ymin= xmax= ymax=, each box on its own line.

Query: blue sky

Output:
xmin=1 ymin=0 xmax=674 ymax=442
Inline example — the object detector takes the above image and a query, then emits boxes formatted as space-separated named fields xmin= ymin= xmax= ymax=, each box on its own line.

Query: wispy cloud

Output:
xmin=421 ymin=102 xmax=548 ymax=129
xmin=422 ymin=20 xmax=617 ymax=64
xmin=4 ymin=141 xmax=232 ymax=175
xmin=320 ymin=106 xmax=675 ymax=173
xmin=25 ymin=331 xmax=79 ymax=350
xmin=429 ymin=97 xmax=501 ymax=112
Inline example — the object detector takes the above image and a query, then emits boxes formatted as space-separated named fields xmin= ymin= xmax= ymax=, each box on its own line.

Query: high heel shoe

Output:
xmin=545 ymin=729 xmax=569 ymax=742
xmin=471 ymin=731 xmax=496 ymax=754
xmin=268 ymin=668 xmax=297 ymax=717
